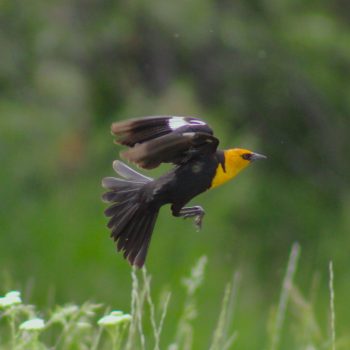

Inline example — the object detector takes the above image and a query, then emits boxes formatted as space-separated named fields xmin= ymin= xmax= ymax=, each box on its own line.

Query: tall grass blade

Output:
xmin=169 ymin=256 xmax=208 ymax=350
xmin=126 ymin=267 xmax=146 ymax=350
xmin=142 ymin=267 xmax=171 ymax=350
xmin=209 ymin=271 xmax=240 ymax=350
xmin=269 ymin=242 xmax=301 ymax=350
xmin=329 ymin=261 xmax=336 ymax=350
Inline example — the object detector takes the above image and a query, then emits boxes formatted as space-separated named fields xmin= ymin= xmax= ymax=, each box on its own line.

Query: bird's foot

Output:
xmin=179 ymin=206 xmax=205 ymax=231
xmin=194 ymin=212 xmax=205 ymax=231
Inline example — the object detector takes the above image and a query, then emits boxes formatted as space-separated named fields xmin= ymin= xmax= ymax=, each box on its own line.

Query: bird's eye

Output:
xmin=242 ymin=153 xmax=252 ymax=160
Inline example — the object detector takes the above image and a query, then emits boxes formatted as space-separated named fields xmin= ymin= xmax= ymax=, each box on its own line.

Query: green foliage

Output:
xmin=1 ymin=254 xmax=349 ymax=349
xmin=0 ymin=0 xmax=350 ymax=348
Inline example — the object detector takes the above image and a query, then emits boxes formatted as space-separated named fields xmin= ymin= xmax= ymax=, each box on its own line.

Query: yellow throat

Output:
xmin=210 ymin=148 xmax=253 ymax=189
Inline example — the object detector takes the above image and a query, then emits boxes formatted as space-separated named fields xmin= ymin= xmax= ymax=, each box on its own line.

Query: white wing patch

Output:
xmin=168 ymin=117 xmax=187 ymax=130
xmin=187 ymin=118 xmax=207 ymax=126
xmin=168 ymin=116 xmax=206 ymax=130
xmin=182 ymin=132 xmax=195 ymax=137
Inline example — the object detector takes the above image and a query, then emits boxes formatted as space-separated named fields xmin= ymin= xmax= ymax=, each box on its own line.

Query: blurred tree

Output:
xmin=0 ymin=0 xmax=349 ymax=348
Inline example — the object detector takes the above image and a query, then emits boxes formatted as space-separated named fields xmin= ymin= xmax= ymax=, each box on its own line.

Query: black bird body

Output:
xmin=102 ymin=116 xmax=265 ymax=267
xmin=148 ymin=151 xmax=223 ymax=213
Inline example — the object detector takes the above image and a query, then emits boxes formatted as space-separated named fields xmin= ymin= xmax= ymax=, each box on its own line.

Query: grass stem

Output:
xmin=270 ymin=242 xmax=301 ymax=350
xmin=329 ymin=261 xmax=336 ymax=350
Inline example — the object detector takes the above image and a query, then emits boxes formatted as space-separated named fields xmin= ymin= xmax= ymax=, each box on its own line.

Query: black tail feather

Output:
xmin=102 ymin=161 xmax=158 ymax=267
xmin=102 ymin=177 xmax=145 ymax=190
xmin=132 ymin=212 xmax=158 ymax=267
xmin=110 ymin=203 xmax=139 ymax=237
xmin=121 ymin=212 xmax=148 ymax=254
xmin=112 ymin=160 xmax=152 ymax=182
xmin=102 ymin=188 xmax=139 ymax=203
xmin=107 ymin=202 xmax=136 ymax=229
xmin=124 ymin=211 xmax=155 ymax=264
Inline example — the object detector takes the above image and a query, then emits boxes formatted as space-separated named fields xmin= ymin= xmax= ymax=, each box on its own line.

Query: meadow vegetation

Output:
xmin=1 ymin=247 xmax=347 ymax=349
xmin=1 ymin=0 xmax=349 ymax=348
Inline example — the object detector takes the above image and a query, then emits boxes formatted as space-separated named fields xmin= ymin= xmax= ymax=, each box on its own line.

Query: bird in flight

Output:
xmin=102 ymin=116 xmax=266 ymax=268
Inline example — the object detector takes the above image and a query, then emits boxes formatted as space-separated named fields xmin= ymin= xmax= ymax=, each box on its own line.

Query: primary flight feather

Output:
xmin=102 ymin=116 xmax=266 ymax=267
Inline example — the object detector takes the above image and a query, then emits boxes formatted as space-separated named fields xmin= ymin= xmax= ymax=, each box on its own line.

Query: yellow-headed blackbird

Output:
xmin=102 ymin=116 xmax=266 ymax=267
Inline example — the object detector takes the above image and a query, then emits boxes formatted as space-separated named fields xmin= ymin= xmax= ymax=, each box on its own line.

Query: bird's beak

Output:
xmin=251 ymin=152 xmax=267 ymax=161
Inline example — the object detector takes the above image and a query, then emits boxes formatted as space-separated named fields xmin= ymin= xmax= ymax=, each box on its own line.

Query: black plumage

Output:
xmin=102 ymin=116 xmax=265 ymax=267
xmin=103 ymin=116 xmax=221 ymax=267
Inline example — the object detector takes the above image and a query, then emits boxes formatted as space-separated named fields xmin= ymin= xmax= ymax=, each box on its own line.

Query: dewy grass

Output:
xmin=0 ymin=247 xmax=347 ymax=350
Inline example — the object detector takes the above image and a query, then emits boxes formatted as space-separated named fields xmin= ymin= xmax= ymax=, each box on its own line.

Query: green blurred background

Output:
xmin=1 ymin=0 xmax=350 ymax=348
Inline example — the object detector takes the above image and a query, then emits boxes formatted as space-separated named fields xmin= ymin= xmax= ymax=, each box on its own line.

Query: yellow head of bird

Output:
xmin=211 ymin=148 xmax=266 ymax=188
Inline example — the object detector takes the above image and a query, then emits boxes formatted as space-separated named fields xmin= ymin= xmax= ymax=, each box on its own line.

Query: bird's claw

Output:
xmin=194 ymin=214 xmax=204 ymax=231
xmin=179 ymin=205 xmax=205 ymax=231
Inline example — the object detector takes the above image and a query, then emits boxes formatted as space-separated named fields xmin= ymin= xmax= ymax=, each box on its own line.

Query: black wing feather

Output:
xmin=111 ymin=116 xmax=213 ymax=146
xmin=111 ymin=116 xmax=219 ymax=169
xmin=121 ymin=131 xmax=218 ymax=169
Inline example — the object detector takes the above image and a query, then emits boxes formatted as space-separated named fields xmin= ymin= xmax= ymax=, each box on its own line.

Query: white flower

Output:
xmin=110 ymin=310 xmax=123 ymax=317
xmin=51 ymin=304 xmax=79 ymax=323
xmin=61 ymin=305 xmax=79 ymax=314
xmin=119 ymin=314 xmax=132 ymax=322
xmin=98 ymin=312 xmax=131 ymax=327
xmin=56 ymin=305 xmax=79 ymax=317
xmin=77 ymin=321 xmax=92 ymax=330
xmin=0 ymin=290 xmax=22 ymax=308
xmin=98 ymin=315 xmax=121 ymax=327
xmin=5 ymin=291 xmax=21 ymax=298
xmin=20 ymin=318 xmax=45 ymax=331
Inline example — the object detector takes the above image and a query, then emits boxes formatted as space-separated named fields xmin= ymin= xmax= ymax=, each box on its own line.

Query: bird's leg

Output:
xmin=172 ymin=205 xmax=205 ymax=231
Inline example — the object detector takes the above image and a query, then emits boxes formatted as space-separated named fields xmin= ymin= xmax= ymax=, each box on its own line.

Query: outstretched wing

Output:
xmin=111 ymin=116 xmax=219 ymax=169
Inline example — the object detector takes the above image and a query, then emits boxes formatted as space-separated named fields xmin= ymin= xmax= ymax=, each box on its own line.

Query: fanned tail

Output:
xmin=102 ymin=161 xmax=159 ymax=267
